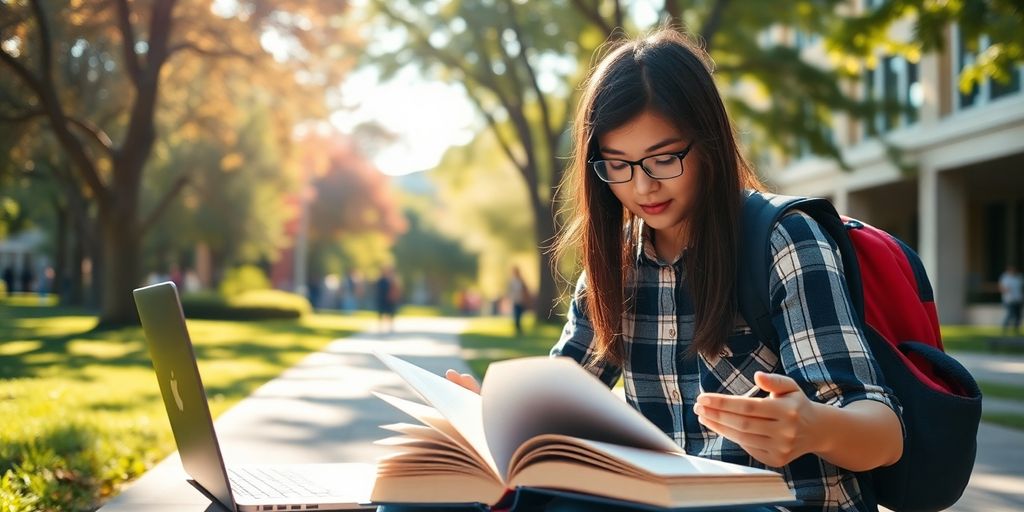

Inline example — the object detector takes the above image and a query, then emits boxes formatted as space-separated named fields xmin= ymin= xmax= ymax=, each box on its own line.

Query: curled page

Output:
xmin=373 ymin=351 xmax=500 ymax=479
xmin=481 ymin=356 xmax=683 ymax=479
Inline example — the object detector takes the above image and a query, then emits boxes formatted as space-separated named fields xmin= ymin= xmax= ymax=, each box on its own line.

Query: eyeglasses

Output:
xmin=589 ymin=142 xmax=694 ymax=184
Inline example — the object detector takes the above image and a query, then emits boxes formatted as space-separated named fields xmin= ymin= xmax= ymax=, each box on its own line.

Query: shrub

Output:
xmin=218 ymin=265 xmax=271 ymax=297
xmin=181 ymin=289 xmax=311 ymax=320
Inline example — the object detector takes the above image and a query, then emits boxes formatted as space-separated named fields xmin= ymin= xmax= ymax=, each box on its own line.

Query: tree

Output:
xmin=0 ymin=0 xmax=357 ymax=324
xmin=143 ymin=106 xmax=298 ymax=281
xmin=300 ymin=131 xmax=407 ymax=283
xmin=829 ymin=0 xmax=1023 ymax=94
xmin=362 ymin=0 xmax=864 ymax=320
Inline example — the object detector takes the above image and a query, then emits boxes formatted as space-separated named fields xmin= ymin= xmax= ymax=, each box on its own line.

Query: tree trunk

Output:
xmin=54 ymin=201 xmax=68 ymax=304
xmin=531 ymin=192 xmax=561 ymax=323
xmin=97 ymin=206 xmax=140 ymax=326
xmin=96 ymin=161 xmax=144 ymax=326
xmin=69 ymin=221 xmax=85 ymax=306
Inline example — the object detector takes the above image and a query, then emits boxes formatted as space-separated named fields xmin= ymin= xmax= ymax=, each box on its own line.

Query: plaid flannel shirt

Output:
xmin=551 ymin=211 xmax=902 ymax=512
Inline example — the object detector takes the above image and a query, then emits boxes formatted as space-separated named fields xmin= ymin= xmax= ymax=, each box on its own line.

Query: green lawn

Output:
xmin=0 ymin=301 xmax=373 ymax=512
xmin=456 ymin=314 xmax=563 ymax=378
xmin=942 ymin=325 xmax=1024 ymax=354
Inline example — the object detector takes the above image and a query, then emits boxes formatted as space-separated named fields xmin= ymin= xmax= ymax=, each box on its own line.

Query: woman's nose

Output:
xmin=632 ymin=164 xmax=657 ymax=194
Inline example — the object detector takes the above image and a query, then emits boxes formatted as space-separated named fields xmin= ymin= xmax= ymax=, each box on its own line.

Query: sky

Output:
xmin=330 ymin=66 xmax=479 ymax=176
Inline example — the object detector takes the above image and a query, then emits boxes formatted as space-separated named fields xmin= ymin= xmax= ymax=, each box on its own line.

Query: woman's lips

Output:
xmin=639 ymin=200 xmax=671 ymax=215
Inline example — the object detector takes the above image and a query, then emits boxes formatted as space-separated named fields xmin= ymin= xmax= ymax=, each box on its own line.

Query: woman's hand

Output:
xmin=694 ymin=371 xmax=823 ymax=468
xmin=445 ymin=369 xmax=481 ymax=394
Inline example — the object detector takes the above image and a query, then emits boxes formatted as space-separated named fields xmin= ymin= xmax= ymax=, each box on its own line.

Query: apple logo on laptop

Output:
xmin=170 ymin=371 xmax=184 ymax=412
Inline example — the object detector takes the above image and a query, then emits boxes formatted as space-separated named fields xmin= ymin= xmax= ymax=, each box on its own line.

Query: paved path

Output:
xmin=98 ymin=317 xmax=471 ymax=512
xmin=100 ymin=321 xmax=1024 ymax=511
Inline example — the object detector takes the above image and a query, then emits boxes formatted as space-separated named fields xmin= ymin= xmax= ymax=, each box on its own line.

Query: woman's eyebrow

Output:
xmin=601 ymin=137 xmax=685 ymax=156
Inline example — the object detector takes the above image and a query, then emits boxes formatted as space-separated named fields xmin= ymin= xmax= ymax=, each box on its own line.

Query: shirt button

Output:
xmin=669 ymin=328 xmax=676 ymax=337
xmin=671 ymin=390 xmax=681 ymax=401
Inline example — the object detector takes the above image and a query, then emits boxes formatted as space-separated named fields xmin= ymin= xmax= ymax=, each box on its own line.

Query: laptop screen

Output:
xmin=134 ymin=282 xmax=236 ymax=511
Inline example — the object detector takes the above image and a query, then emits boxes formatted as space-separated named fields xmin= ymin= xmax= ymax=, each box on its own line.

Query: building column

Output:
xmin=832 ymin=187 xmax=850 ymax=215
xmin=919 ymin=166 xmax=968 ymax=323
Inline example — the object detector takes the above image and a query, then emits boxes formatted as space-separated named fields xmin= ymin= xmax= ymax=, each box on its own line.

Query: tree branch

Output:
xmin=167 ymin=41 xmax=257 ymax=62
xmin=463 ymin=88 xmax=526 ymax=175
xmin=570 ymin=0 xmax=614 ymax=35
xmin=138 ymin=173 xmax=190 ymax=235
xmin=28 ymin=0 xmax=53 ymax=84
xmin=506 ymin=0 xmax=562 ymax=187
xmin=700 ymin=0 xmax=730 ymax=53
xmin=67 ymin=117 xmax=115 ymax=151
xmin=613 ymin=0 xmax=624 ymax=31
xmin=0 ymin=44 xmax=47 ymax=97
xmin=0 ymin=108 xmax=43 ymax=124
xmin=0 ymin=28 xmax=109 ymax=201
xmin=114 ymin=0 xmax=143 ymax=86
xmin=662 ymin=0 xmax=683 ymax=24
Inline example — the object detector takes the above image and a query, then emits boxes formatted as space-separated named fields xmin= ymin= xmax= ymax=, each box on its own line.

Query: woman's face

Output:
xmin=596 ymin=109 xmax=699 ymax=243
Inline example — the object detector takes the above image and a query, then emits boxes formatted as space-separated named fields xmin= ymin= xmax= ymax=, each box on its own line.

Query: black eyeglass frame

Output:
xmin=588 ymin=142 xmax=695 ymax=184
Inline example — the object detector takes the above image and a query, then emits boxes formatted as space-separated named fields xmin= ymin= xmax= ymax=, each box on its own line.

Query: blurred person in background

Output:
xmin=1000 ymin=264 xmax=1023 ymax=336
xmin=508 ymin=266 xmax=531 ymax=336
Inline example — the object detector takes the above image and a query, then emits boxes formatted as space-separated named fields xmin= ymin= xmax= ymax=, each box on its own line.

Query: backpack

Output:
xmin=736 ymin=190 xmax=982 ymax=512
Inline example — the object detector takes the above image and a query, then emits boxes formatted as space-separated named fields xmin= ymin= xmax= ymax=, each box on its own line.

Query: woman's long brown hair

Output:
xmin=555 ymin=29 xmax=763 ymax=365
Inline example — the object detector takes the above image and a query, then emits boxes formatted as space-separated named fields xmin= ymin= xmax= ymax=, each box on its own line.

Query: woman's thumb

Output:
xmin=753 ymin=371 xmax=800 ymax=396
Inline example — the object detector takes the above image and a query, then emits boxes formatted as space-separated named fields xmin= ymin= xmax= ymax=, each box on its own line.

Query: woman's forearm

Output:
xmin=809 ymin=400 xmax=903 ymax=471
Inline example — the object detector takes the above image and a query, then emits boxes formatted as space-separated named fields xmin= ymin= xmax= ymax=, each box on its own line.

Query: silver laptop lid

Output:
xmin=133 ymin=281 xmax=236 ymax=511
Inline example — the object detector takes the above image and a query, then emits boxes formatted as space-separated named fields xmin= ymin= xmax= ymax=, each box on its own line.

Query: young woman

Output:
xmin=445 ymin=29 xmax=904 ymax=512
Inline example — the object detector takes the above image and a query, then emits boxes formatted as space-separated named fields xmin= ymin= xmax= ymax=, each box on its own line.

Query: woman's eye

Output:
xmin=653 ymin=156 xmax=675 ymax=165
xmin=608 ymin=161 xmax=630 ymax=171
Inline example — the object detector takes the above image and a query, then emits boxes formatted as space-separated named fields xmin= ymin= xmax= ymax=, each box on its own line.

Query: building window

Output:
xmin=954 ymin=27 xmax=1023 ymax=111
xmin=862 ymin=54 xmax=921 ymax=137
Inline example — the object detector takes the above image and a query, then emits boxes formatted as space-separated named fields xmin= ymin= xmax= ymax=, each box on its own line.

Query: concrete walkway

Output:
xmin=100 ymin=320 xmax=1024 ymax=511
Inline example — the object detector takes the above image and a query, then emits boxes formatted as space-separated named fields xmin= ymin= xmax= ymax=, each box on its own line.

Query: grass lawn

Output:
xmin=0 ymin=299 xmax=373 ymax=512
xmin=942 ymin=325 xmax=1024 ymax=354
xmin=456 ymin=314 xmax=563 ymax=378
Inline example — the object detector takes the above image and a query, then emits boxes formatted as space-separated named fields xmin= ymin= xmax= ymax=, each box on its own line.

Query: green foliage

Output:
xmin=218 ymin=265 xmax=273 ymax=297
xmin=144 ymin=107 xmax=297 ymax=274
xmin=828 ymin=0 xmax=1023 ymax=93
xmin=0 ymin=303 xmax=372 ymax=511
xmin=392 ymin=205 xmax=479 ymax=303
xmin=182 ymin=290 xmax=312 ymax=320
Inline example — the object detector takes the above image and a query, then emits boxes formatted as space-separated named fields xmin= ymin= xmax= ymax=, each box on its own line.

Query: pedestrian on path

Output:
xmin=1000 ymin=265 xmax=1023 ymax=336
xmin=444 ymin=29 xmax=903 ymax=512
xmin=507 ymin=266 xmax=531 ymax=336
xmin=376 ymin=267 xmax=401 ymax=334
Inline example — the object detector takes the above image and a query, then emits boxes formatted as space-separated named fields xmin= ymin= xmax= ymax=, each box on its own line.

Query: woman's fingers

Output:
xmin=696 ymin=415 xmax=774 ymax=451
xmin=445 ymin=369 xmax=481 ymax=394
xmin=694 ymin=403 xmax=779 ymax=436
xmin=696 ymin=393 xmax=782 ymax=420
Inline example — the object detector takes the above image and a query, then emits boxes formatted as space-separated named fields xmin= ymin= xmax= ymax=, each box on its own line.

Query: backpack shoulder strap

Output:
xmin=737 ymin=190 xmax=865 ymax=347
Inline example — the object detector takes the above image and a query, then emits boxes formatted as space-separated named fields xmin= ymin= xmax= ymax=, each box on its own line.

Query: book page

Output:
xmin=529 ymin=436 xmax=778 ymax=478
xmin=481 ymin=356 xmax=683 ymax=478
xmin=373 ymin=352 xmax=500 ymax=479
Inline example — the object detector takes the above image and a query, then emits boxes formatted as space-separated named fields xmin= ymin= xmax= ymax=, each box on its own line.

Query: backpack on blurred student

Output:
xmin=737 ymin=191 xmax=982 ymax=512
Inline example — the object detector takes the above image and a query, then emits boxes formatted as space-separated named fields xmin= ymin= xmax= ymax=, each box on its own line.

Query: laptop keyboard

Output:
xmin=228 ymin=467 xmax=332 ymax=499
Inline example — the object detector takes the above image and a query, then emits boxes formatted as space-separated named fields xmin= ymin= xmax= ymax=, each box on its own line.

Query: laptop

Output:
xmin=133 ymin=281 xmax=376 ymax=511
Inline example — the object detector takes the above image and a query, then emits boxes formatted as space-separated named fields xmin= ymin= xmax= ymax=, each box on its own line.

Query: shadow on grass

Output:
xmin=0 ymin=305 xmax=364 ymax=381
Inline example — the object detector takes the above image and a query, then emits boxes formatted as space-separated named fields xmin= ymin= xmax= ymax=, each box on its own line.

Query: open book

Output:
xmin=370 ymin=353 xmax=797 ymax=509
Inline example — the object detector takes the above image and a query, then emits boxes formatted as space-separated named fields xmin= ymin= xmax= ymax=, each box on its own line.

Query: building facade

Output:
xmin=761 ymin=12 xmax=1024 ymax=325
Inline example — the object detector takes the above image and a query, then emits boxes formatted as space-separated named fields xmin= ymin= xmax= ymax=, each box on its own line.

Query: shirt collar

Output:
xmin=636 ymin=220 xmax=683 ymax=267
